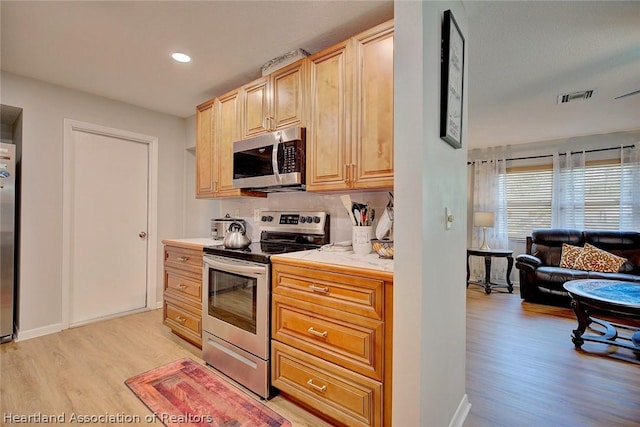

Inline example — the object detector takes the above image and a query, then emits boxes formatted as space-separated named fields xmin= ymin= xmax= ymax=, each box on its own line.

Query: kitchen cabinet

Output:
xmin=306 ymin=19 xmax=394 ymax=192
xmin=270 ymin=258 xmax=393 ymax=427
xmin=240 ymin=59 xmax=307 ymax=139
xmin=195 ymin=91 xmax=265 ymax=198
xmin=162 ymin=243 xmax=203 ymax=348
xmin=195 ymin=99 xmax=215 ymax=198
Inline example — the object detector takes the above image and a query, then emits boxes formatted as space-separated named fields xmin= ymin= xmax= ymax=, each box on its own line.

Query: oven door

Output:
xmin=202 ymin=254 xmax=269 ymax=360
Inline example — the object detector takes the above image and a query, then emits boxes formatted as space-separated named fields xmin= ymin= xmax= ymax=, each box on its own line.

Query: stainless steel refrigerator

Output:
xmin=0 ymin=142 xmax=16 ymax=343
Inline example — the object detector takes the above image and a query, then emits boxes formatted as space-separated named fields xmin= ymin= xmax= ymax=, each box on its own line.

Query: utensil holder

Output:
xmin=352 ymin=226 xmax=373 ymax=255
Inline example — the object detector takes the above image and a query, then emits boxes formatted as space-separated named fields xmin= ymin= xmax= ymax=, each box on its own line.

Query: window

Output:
xmin=505 ymin=160 xmax=623 ymax=239
xmin=505 ymin=166 xmax=553 ymax=239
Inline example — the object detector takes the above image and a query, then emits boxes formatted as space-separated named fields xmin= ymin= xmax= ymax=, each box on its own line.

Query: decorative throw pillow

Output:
xmin=573 ymin=243 xmax=627 ymax=273
xmin=559 ymin=243 xmax=583 ymax=268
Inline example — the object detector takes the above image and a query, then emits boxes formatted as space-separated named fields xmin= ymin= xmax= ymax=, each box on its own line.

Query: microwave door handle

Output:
xmin=272 ymin=133 xmax=282 ymax=183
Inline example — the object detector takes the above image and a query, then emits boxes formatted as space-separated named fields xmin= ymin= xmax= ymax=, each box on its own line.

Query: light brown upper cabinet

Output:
xmin=306 ymin=20 xmax=394 ymax=192
xmin=196 ymin=91 xmax=266 ymax=198
xmin=240 ymin=59 xmax=307 ymax=139
xmin=195 ymin=99 xmax=216 ymax=198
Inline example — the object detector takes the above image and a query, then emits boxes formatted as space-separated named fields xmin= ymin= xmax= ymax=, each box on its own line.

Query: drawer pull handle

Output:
xmin=306 ymin=379 xmax=327 ymax=393
xmin=177 ymin=256 xmax=189 ymax=262
xmin=178 ymin=284 xmax=188 ymax=289
xmin=308 ymin=284 xmax=328 ymax=294
xmin=175 ymin=316 xmax=187 ymax=324
xmin=307 ymin=327 xmax=328 ymax=338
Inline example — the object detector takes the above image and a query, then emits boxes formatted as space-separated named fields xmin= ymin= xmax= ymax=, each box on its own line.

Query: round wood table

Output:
xmin=563 ymin=279 xmax=640 ymax=356
xmin=466 ymin=248 xmax=514 ymax=294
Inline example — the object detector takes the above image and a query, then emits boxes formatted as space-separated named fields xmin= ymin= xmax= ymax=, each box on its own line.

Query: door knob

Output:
xmin=139 ymin=232 xmax=147 ymax=238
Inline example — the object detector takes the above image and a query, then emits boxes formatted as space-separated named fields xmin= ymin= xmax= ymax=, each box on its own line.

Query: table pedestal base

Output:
xmin=571 ymin=300 xmax=640 ymax=357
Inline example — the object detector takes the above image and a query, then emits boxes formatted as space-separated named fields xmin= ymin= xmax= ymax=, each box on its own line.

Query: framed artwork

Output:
xmin=440 ymin=9 xmax=465 ymax=149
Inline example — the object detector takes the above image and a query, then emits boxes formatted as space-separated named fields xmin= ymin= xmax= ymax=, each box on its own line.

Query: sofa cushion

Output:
xmin=559 ymin=243 xmax=583 ymax=268
xmin=585 ymin=270 xmax=640 ymax=283
xmin=535 ymin=266 xmax=589 ymax=287
xmin=574 ymin=243 xmax=627 ymax=273
xmin=531 ymin=229 xmax=583 ymax=267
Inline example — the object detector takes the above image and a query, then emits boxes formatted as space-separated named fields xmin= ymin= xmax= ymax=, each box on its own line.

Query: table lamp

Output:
xmin=473 ymin=211 xmax=495 ymax=250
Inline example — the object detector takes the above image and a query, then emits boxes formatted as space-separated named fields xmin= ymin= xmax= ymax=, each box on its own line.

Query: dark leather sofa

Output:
xmin=515 ymin=229 xmax=640 ymax=303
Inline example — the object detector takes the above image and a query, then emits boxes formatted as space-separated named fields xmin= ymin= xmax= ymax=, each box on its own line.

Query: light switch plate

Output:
xmin=254 ymin=208 xmax=261 ymax=221
xmin=445 ymin=207 xmax=453 ymax=230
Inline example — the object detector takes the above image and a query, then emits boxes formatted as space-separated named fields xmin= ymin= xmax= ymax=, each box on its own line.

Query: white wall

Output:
xmin=1 ymin=72 xmax=187 ymax=339
xmin=394 ymin=2 xmax=470 ymax=426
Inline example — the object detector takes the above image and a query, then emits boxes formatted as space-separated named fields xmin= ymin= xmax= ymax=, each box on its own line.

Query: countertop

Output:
xmin=161 ymin=237 xmax=223 ymax=250
xmin=161 ymin=238 xmax=394 ymax=274
xmin=271 ymin=248 xmax=393 ymax=274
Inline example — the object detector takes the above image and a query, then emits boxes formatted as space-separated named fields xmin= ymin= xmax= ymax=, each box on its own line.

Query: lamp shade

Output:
xmin=473 ymin=211 xmax=495 ymax=228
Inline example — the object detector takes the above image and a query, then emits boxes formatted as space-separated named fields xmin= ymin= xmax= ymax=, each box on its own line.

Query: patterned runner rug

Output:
xmin=125 ymin=358 xmax=291 ymax=427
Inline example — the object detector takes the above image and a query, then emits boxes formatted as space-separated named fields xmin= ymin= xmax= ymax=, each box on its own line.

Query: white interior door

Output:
xmin=64 ymin=123 xmax=152 ymax=327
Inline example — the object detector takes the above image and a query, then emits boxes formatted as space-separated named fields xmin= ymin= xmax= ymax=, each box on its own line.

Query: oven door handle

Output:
xmin=204 ymin=256 xmax=266 ymax=276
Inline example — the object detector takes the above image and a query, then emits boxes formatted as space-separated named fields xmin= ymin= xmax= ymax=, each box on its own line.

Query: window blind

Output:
xmin=504 ymin=161 xmax=623 ymax=238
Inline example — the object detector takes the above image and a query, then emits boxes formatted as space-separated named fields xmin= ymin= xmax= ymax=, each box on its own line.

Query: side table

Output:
xmin=466 ymin=248 xmax=514 ymax=294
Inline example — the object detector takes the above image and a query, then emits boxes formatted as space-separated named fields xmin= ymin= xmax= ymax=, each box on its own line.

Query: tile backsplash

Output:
xmin=217 ymin=191 xmax=392 ymax=243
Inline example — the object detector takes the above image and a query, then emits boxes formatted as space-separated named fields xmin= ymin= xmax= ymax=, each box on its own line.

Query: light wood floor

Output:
xmin=464 ymin=286 xmax=640 ymax=427
xmin=0 ymin=310 xmax=331 ymax=427
xmin=2 ymin=291 xmax=638 ymax=427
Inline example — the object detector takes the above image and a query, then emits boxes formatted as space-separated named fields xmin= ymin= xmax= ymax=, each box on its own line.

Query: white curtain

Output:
xmin=620 ymin=144 xmax=640 ymax=231
xmin=470 ymin=159 xmax=508 ymax=282
xmin=551 ymin=151 xmax=585 ymax=229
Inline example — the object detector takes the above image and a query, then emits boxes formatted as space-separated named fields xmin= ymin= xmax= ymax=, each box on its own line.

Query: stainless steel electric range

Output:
xmin=201 ymin=210 xmax=330 ymax=399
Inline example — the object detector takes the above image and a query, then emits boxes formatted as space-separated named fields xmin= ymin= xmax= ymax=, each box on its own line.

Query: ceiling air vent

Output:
xmin=557 ymin=90 xmax=594 ymax=104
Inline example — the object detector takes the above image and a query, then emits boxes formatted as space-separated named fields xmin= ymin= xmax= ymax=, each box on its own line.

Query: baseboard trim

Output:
xmin=16 ymin=323 xmax=63 ymax=342
xmin=449 ymin=393 xmax=471 ymax=427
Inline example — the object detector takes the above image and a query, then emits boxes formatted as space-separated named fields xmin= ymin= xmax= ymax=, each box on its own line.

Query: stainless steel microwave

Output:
xmin=232 ymin=127 xmax=306 ymax=192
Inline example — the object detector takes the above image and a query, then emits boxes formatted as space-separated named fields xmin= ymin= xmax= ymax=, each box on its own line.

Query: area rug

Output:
xmin=125 ymin=358 xmax=291 ymax=427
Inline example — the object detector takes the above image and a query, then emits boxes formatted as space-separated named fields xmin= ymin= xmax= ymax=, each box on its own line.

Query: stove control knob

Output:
xmin=300 ymin=216 xmax=307 ymax=223
xmin=306 ymin=216 xmax=314 ymax=223
xmin=261 ymin=216 xmax=268 ymax=222
xmin=267 ymin=215 xmax=274 ymax=222
xmin=313 ymin=216 xmax=321 ymax=223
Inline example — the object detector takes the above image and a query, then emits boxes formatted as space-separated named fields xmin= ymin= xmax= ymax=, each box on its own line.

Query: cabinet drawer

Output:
xmin=165 ymin=268 xmax=201 ymax=301
xmin=272 ymin=263 xmax=384 ymax=320
xmin=272 ymin=341 xmax=382 ymax=427
xmin=164 ymin=246 xmax=202 ymax=274
xmin=273 ymin=294 xmax=383 ymax=380
xmin=163 ymin=299 xmax=201 ymax=345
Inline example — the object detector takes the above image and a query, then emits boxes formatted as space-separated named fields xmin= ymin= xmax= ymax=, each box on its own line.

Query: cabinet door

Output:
xmin=270 ymin=59 xmax=307 ymax=131
xmin=352 ymin=20 xmax=394 ymax=189
xmin=195 ymin=99 xmax=216 ymax=197
xmin=241 ymin=76 xmax=269 ymax=138
xmin=306 ymin=41 xmax=351 ymax=191
xmin=215 ymin=89 xmax=243 ymax=196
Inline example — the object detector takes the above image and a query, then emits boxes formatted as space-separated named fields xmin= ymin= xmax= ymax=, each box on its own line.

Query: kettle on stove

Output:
xmin=222 ymin=221 xmax=251 ymax=249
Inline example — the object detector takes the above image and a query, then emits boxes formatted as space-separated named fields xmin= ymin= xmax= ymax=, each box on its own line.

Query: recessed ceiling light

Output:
xmin=171 ymin=52 xmax=191 ymax=63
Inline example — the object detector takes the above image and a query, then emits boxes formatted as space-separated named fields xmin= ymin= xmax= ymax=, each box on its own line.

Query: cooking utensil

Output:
xmin=340 ymin=194 xmax=357 ymax=225
xmin=222 ymin=221 xmax=251 ymax=249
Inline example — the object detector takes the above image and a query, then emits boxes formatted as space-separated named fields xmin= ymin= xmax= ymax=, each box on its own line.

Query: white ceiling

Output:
xmin=1 ymin=1 xmax=638 ymax=149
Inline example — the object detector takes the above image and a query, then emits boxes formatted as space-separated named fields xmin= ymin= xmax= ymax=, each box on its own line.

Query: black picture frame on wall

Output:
xmin=440 ymin=9 xmax=464 ymax=149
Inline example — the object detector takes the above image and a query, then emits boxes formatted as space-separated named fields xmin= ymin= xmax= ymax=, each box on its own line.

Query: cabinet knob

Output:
xmin=139 ymin=231 xmax=147 ymax=238
xmin=175 ymin=316 xmax=186 ymax=324
xmin=177 ymin=256 xmax=189 ymax=262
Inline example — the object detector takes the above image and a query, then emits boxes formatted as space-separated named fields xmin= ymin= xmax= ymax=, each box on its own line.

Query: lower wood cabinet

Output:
xmin=162 ymin=243 xmax=203 ymax=348
xmin=271 ymin=258 xmax=393 ymax=427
